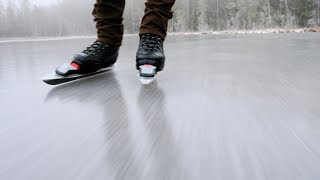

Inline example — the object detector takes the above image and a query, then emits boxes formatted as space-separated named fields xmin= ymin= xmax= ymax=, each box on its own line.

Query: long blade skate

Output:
xmin=139 ymin=64 xmax=157 ymax=85
xmin=42 ymin=63 xmax=113 ymax=85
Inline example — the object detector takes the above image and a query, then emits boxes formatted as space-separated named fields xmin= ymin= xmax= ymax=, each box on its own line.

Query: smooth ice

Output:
xmin=1 ymin=33 xmax=320 ymax=180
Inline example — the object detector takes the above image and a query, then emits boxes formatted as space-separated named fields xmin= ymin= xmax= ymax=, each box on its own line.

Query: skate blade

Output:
xmin=138 ymin=64 xmax=157 ymax=85
xmin=139 ymin=76 xmax=155 ymax=85
xmin=42 ymin=66 xmax=113 ymax=85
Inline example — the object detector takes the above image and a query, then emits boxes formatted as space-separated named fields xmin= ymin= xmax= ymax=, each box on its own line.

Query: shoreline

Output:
xmin=0 ymin=28 xmax=319 ymax=43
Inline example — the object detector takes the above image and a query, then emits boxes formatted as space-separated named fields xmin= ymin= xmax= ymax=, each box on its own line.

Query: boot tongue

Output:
xmin=82 ymin=41 xmax=105 ymax=55
xmin=147 ymin=42 xmax=155 ymax=47
xmin=142 ymin=36 xmax=157 ymax=50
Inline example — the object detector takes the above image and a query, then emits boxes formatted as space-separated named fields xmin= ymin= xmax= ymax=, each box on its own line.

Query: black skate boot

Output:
xmin=136 ymin=34 xmax=165 ymax=84
xmin=56 ymin=41 xmax=119 ymax=76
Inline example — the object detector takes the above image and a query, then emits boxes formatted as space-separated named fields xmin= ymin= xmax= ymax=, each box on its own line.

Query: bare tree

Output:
xmin=317 ymin=0 xmax=320 ymax=26
xmin=267 ymin=0 xmax=272 ymax=27
xmin=1 ymin=0 xmax=319 ymax=38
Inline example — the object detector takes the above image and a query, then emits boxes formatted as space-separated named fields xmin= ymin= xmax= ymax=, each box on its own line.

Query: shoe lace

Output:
xmin=83 ymin=41 xmax=108 ymax=56
xmin=141 ymin=34 xmax=162 ymax=51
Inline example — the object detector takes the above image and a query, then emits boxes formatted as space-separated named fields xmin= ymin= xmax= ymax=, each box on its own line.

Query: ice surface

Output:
xmin=1 ymin=33 xmax=320 ymax=180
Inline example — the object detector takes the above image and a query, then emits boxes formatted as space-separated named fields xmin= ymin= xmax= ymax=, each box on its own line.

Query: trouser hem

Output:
xmin=139 ymin=29 xmax=167 ymax=40
xmin=97 ymin=36 xmax=122 ymax=46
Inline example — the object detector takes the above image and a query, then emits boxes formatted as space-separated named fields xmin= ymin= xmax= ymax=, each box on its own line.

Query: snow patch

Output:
xmin=168 ymin=28 xmax=320 ymax=36
xmin=1 ymin=28 xmax=319 ymax=43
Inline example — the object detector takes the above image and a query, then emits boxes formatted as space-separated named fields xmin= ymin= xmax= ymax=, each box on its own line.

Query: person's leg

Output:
xmin=93 ymin=0 xmax=126 ymax=46
xmin=136 ymin=0 xmax=176 ymax=74
xmin=56 ymin=0 xmax=126 ymax=76
xmin=139 ymin=0 xmax=176 ymax=40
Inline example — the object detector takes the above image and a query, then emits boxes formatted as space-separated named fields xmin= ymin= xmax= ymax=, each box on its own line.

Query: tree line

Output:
xmin=0 ymin=0 xmax=319 ymax=37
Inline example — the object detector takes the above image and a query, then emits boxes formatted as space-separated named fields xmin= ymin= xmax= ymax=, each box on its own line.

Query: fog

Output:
xmin=1 ymin=0 xmax=57 ymax=7
xmin=0 ymin=0 xmax=319 ymax=37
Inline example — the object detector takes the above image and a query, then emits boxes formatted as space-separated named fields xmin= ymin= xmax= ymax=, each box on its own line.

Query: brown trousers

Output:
xmin=93 ymin=0 xmax=175 ymax=46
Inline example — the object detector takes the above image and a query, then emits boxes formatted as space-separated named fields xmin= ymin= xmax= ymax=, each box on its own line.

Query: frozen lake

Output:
xmin=1 ymin=33 xmax=320 ymax=180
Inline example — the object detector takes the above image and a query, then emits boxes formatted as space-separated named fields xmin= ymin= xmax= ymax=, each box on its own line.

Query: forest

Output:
xmin=0 ymin=0 xmax=319 ymax=37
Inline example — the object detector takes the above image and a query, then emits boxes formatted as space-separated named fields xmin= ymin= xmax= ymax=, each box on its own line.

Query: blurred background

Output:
xmin=0 ymin=0 xmax=319 ymax=38
xmin=0 ymin=0 xmax=320 ymax=180
xmin=1 ymin=1 xmax=320 ymax=180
